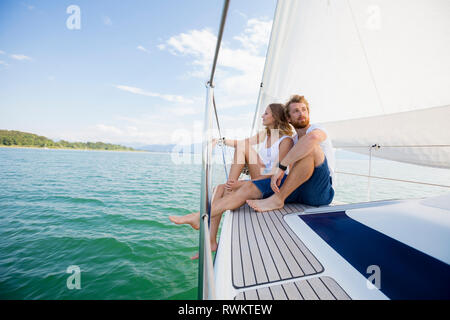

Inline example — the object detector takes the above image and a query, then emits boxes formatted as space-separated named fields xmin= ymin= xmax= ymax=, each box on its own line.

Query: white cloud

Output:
xmin=233 ymin=18 xmax=272 ymax=54
xmin=0 ymin=61 xmax=8 ymax=67
xmin=64 ymin=17 xmax=274 ymax=145
xmin=158 ymin=18 xmax=272 ymax=111
xmin=20 ymin=3 xmax=35 ymax=10
xmin=137 ymin=45 xmax=150 ymax=53
xmin=234 ymin=10 xmax=248 ymax=20
xmin=169 ymin=106 xmax=199 ymax=116
xmin=114 ymin=84 xmax=194 ymax=104
xmin=96 ymin=124 xmax=123 ymax=135
xmin=0 ymin=50 xmax=5 ymax=55
xmin=103 ymin=16 xmax=112 ymax=26
xmin=159 ymin=28 xmax=217 ymax=78
xmin=58 ymin=107 xmax=249 ymax=146
xmin=10 ymin=54 xmax=32 ymax=61
xmin=59 ymin=122 xmax=156 ymax=145
xmin=71 ymin=115 xmax=196 ymax=145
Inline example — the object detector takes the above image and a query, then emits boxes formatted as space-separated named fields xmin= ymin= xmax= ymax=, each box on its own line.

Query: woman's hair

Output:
xmin=265 ymin=103 xmax=294 ymax=137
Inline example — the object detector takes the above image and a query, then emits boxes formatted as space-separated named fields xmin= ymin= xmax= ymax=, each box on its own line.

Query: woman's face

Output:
xmin=262 ymin=106 xmax=275 ymax=127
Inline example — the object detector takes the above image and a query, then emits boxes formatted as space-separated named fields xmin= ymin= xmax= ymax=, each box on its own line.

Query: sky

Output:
xmin=0 ymin=0 xmax=277 ymax=147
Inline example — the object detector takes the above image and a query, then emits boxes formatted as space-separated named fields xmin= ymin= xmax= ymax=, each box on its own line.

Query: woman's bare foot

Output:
xmin=225 ymin=179 xmax=245 ymax=192
xmin=169 ymin=211 xmax=200 ymax=230
xmin=225 ymin=179 xmax=236 ymax=191
xmin=191 ymin=242 xmax=218 ymax=260
xmin=246 ymin=194 xmax=284 ymax=212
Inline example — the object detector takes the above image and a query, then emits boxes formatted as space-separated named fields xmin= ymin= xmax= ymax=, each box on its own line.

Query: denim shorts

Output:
xmin=252 ymin=157 xmax=334 ymax=206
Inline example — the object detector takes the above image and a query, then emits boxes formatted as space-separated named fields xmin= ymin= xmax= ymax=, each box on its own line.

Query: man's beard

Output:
xmin=291 ymin=118 xmax=309 ymax=129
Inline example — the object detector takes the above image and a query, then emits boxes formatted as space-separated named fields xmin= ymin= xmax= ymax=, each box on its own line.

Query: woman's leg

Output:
xmin=191 ymin=182 xmax=259 ymax=260
xmin=227 ymin=143 xmax=247 ymax=183
xmin=192 ymin=181 xmax=263 ymax=260
xmin=226 ymin=141 xmax=267 ymax=191
xmin=168 ymin=184 xmax=226 ymax=229
xmin=209 ymin=181 xmax=262 ymax=245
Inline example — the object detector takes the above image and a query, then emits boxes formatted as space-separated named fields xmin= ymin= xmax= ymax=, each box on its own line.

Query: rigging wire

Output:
xmin=346 ymin=0 xmax=385 ymax=114
xmin=212 ymin=93 xmax=229 ymax=180
xmin=207 ymin=0 xmax=231 ymax=181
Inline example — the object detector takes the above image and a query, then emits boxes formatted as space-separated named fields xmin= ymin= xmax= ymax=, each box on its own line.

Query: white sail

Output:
xmin=254 ymin=0 xmax=450 ymax=168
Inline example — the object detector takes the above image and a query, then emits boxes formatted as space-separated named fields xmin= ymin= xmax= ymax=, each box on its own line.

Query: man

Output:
xmin=169 ymin=94 xmax=334 ymax=258
xmin=247 ymin=94 xmax=335 ymax=211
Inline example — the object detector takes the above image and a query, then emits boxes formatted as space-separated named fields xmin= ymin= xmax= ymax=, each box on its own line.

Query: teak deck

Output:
xmin=230 ymin=203 xmax=350 ymax=300
xmin=234 ymin=276 xmax=351 ymax=300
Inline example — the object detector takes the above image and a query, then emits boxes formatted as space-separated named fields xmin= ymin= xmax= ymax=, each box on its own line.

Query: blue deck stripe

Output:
xmin=299 ymin=211 xmax=450 ymax=299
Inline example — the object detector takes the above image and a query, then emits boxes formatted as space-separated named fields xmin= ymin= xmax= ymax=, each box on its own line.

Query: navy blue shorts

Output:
xmin=252 ymin=157 xmax=334 ymax=206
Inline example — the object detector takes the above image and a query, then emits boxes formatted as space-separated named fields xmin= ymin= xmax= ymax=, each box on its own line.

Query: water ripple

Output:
xmin=0 ymin=148 xmax=203 ymax=299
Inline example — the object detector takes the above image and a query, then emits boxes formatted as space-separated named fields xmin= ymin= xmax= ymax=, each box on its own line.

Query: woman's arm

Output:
xmin=222 ymin=130 xmax=266 ymax=148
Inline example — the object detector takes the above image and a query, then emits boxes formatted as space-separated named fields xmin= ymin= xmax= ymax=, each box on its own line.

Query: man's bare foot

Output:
xmin=191 ymin=242 xmax=218 ymax=260
xmin=169 ymin=211 xmax=200 ymax=230
xmin=246 ymin=194 xmax=284 ymax=212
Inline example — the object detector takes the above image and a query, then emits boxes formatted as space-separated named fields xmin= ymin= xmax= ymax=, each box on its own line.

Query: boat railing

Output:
xmin=335 ymin=144 xmax=450 ymax=201
xmin=198 ymin=0 xmax=230 ymax=300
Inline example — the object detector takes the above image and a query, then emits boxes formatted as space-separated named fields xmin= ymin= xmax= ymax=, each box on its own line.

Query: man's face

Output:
xmin=287 ymin=102 xmax=310 ymax=129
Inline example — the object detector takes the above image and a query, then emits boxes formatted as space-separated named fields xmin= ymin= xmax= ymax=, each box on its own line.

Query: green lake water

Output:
xmin=1 ymin=147 xmax=448 ymax=299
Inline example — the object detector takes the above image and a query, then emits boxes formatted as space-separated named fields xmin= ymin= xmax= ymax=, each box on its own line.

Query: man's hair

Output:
xmin=285 ymin=95 xmax=310 ymax=118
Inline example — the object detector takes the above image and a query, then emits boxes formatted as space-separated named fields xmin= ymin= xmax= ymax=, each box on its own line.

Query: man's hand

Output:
xmin=271 ymin=167 xmax=285 ymax=193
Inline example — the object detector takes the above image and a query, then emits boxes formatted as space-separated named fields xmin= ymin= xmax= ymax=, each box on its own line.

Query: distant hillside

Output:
xmin=0 ymin=130 xmax=136 ymax=151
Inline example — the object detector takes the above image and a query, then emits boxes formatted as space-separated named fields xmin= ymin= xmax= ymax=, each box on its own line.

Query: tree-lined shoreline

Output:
xmin=0 ymin=130 xmax=137 ymax=151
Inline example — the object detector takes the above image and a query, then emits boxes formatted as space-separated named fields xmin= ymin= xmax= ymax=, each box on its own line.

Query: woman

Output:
xmin=169 ymin=103 xmax=294 ymax=259
xmin=218 ymin=103 xmax=294 ymax=191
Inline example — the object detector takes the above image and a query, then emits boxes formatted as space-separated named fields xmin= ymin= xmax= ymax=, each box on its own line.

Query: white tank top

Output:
xmin=257 ymin=135 xmax=293 ymax=174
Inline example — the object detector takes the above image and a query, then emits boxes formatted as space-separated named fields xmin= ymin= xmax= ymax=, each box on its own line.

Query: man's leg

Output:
xmin=247 ymin=146 xmax=324 ymax=212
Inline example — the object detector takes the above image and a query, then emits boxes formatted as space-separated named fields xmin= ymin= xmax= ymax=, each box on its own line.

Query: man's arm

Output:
xmin=270 ymin=129 xmax=326 ymax=193
xmin=279 ymin=129 xmax=326 ymax=168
